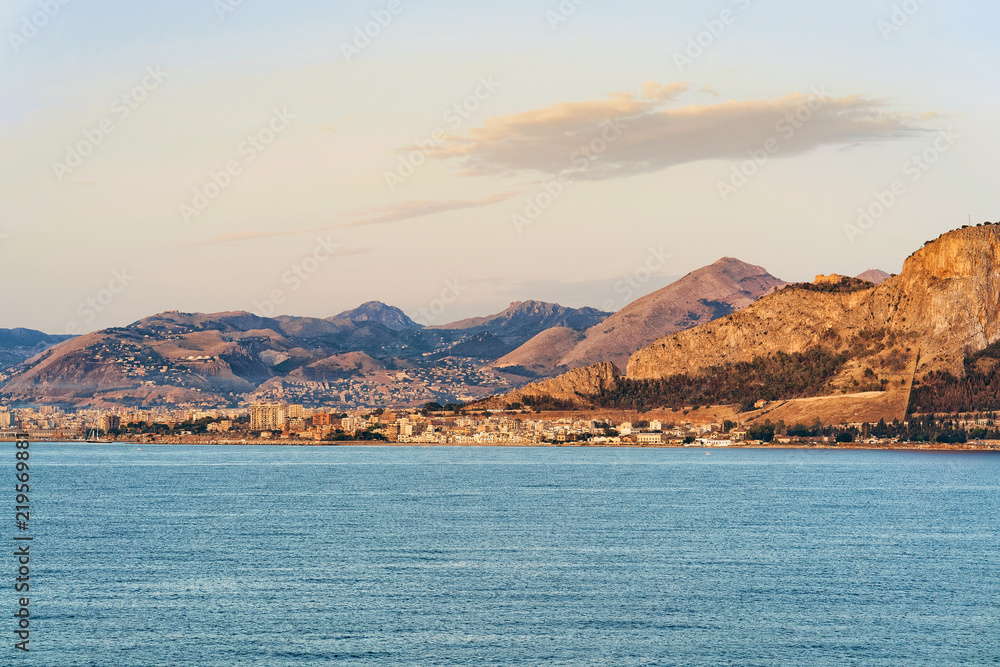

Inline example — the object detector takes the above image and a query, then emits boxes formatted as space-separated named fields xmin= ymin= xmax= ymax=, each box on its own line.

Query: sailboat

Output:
xmin=85 ymin=428 xmax=110 ymax=444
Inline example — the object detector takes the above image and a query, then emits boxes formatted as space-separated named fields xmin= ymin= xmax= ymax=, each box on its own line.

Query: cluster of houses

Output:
xmin=10 ymin=402 xmax=992 ymax=448
xmin=248 ymin=404 xmax=757 ymax=445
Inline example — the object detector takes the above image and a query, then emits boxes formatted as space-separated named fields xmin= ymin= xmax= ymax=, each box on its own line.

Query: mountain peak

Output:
xmin=331 ymin=301 xmax=422 ymax=330
xmin=549 ymin=257 xmax=785 ymax=371
xmin=855 ymin=269 xmax=891 ymax=285
xmin=436 ymin=301 xmax=609 ymax=334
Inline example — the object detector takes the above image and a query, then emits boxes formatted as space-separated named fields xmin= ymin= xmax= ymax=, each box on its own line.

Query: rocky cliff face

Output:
xmin=482 ymin=362 xmax=621 ymax=408
xmin=894 ymin=225 xmax=1000 ymax=365
xmin=627 ymin=225 xmax=1000 ymax=382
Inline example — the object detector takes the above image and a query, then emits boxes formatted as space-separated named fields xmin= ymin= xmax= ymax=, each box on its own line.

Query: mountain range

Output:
xmin=1 ymin=253 xmax=899 ymax=410
xmin=0 ymin=302 xmax=609 ymax=407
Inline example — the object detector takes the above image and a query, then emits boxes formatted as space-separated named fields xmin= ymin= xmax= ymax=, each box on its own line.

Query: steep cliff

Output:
xmin=484 ymin=225 xmax=1000 ymax=419
xmin=628 ymin=225 xmax=1000 ymax=384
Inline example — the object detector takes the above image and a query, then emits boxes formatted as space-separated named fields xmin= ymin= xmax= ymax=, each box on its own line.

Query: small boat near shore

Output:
xmin=84 ymin=429 xmax=111 ymax=444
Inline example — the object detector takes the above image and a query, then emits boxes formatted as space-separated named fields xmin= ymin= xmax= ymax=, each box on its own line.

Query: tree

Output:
xmin=787 ymin=423 xmax=814 ymax=437
xmin=747 ymin=423 xmax=775 ymax=442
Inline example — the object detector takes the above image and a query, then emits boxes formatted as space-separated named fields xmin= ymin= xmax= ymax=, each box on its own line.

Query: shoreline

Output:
xmin=5 ymin=436 xmax=999 ymax=453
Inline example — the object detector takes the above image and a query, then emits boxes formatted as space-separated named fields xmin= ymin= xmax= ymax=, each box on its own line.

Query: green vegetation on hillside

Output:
xmin=909 ymin=341 xmax=1000 ymax=413
xmin=781 ymin=277 xmax=875 ymax=294
xmin=589 ymin=347 xmax=847 ymax=410
xmin=517 ymin=394 xmax=579 ymax=411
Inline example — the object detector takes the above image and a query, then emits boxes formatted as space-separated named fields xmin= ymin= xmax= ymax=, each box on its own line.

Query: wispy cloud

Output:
xmin=339 ymin=190 xmax=517 ymax=227
xmin=195 ymin=191 xmax=516 ymax=245
xmin=426 ymin=82 xmax=929 ymax=180
xmin=193 ymin=227 xmax=331 ymax=245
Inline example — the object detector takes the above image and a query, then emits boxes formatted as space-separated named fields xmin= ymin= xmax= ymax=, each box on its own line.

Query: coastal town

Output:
xmin=3 ymin=401 xmax=998 ymax=450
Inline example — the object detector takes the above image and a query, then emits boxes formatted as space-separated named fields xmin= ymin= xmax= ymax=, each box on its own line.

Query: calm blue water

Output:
xmin=13 ymin=444 xmax=1000 ymax=665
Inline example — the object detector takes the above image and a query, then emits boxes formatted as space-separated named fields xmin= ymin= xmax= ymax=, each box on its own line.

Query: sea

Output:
xmin=14 ymin=443 xmax=1000 ymax=665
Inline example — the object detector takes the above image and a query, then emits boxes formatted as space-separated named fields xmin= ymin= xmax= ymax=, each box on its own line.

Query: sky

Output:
xmin=2 ymin=0 xmax=998 ymax=334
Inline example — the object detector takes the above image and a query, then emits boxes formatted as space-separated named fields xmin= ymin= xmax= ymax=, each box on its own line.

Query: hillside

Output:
xmin=487 ymin=362 xmax=622 ymax=410
xmin=487 ymin=224 xmax=1000 ymax=422
xmin=497 ymin=257 xmax=785 ymax=375
xmin=490 ymin=327 xmax=585 ymax=376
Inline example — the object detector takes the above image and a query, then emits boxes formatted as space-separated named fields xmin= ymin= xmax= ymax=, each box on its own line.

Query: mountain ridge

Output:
xmin=0 ymin=328 xmax=75 ymax=373
xmin=434 ymin=300 xmax=610 ymax=338
xmin=495 ymin=257 xmax=786 ymax=374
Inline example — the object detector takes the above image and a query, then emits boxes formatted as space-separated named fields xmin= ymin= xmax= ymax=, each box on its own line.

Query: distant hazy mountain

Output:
xmin=332 ymin=301 xmax=423 ymax=330
xmin=436 ymin=300 xmax=610 ymax=340
xmin=855 ymin=269 xmax=891 ymax=285
xmin=495 ymin=258 xmax=786 ymax=374
xmin=0 ymin=328 xmax=74 ymax=371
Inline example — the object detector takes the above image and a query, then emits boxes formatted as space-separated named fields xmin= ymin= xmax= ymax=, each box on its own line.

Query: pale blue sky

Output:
xmin=2 ymin=0 xmax=998 ymax=333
